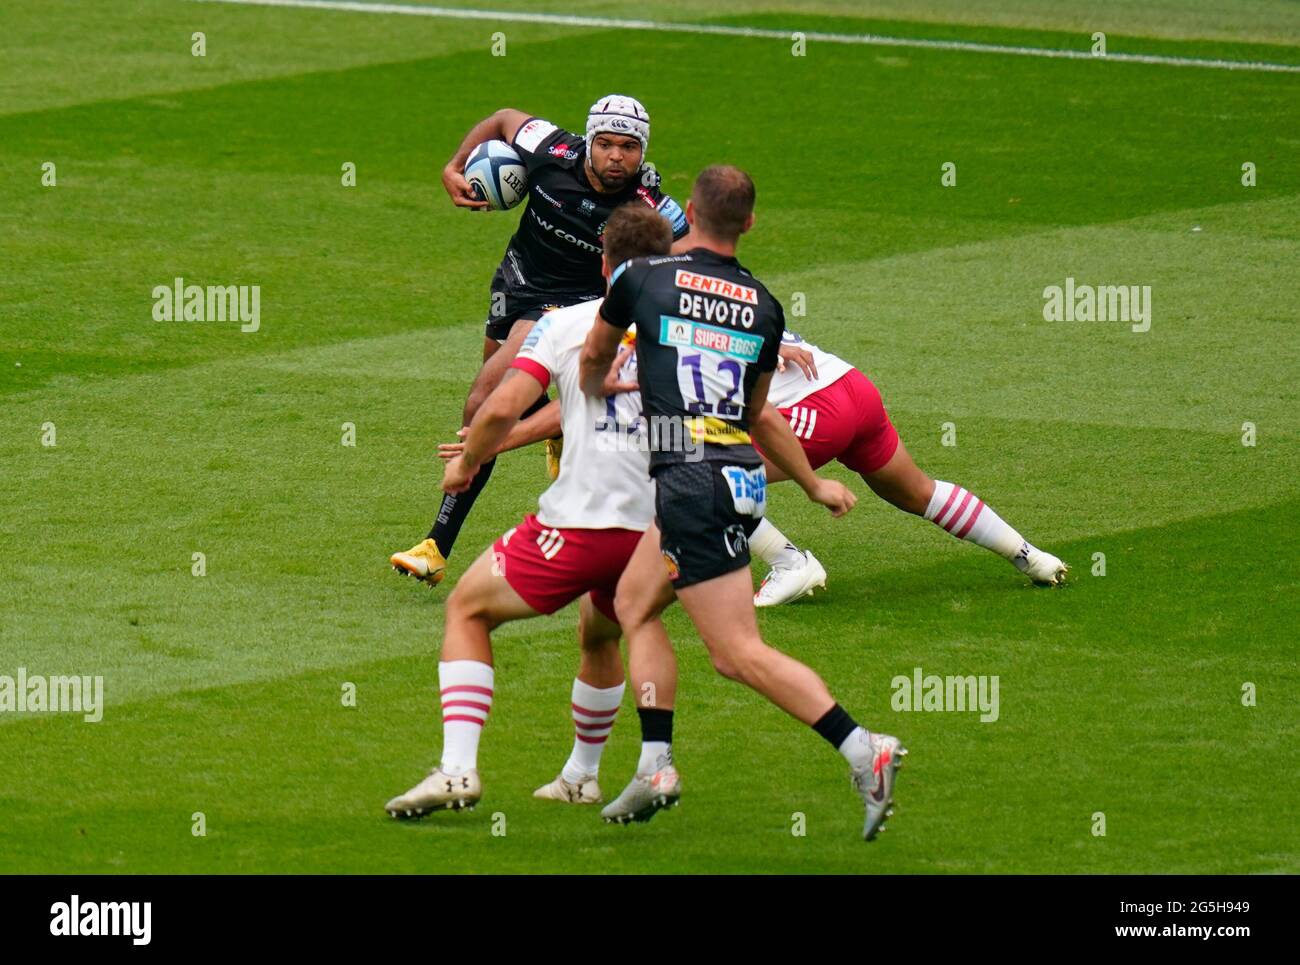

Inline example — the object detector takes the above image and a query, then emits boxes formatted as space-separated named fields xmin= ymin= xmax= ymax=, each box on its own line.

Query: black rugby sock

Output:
xmin=424 ymin=391 xmax=553 ymax=553
xmin=812 ymin=703 xmax=859 ymax=750
xmin=427 ymin=457 xmax=496 ymax=555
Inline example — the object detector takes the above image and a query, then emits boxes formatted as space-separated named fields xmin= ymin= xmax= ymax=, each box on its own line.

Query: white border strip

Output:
xmin=188 ymin=0 xmax=1300 ymax=74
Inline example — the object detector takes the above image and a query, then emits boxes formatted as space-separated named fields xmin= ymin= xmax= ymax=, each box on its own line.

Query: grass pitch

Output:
xmin=1 ymin=0 xmax=1297 ymax=873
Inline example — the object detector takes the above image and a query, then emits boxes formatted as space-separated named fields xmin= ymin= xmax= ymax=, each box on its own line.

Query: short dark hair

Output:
xmin=603 ymin=203 xmax=673 ymax=268
xmin=690 ymin=165 xmax=755 ymax=240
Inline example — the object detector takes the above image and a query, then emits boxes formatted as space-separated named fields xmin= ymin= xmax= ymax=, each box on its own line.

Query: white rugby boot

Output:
xmin=533 ymin=772 xmax=602 ymax=804
xmin=600 ymin=765 xmax=682 ymax=824
xmin=1014 ymin=543 xmax=1069 ymax=586
xmin=385 ymin=768 xmax=481 ymax=818
xmin=754 ymin=551 xmax=827 ymax=607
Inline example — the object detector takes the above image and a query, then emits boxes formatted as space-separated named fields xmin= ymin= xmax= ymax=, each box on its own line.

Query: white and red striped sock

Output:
xmin=562 ymin=679 xmax=624 ymax=782
xmin=924 ymin=481 xmax=1027 ymax=561
xmin=438 ymin=660 xmax=494 ymax=775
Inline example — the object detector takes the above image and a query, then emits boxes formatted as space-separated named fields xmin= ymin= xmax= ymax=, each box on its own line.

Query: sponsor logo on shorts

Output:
xmin=658 ymin=316 xmax=763 ymax=362
xmin=662 ymin=550 xmax=681 ymax=581
xmin=723 ymin=523 xmax=750 ymax=559
xmin=536 ymin=527 xmax=566 ymax=561
xmin=787 ymin=405 xmax=819 ymax=440
xmin=721 ymin=464 xmax=767 ymax=516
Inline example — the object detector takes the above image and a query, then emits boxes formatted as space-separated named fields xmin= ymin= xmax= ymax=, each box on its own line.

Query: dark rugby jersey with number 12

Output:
xmin=599 ymin=248 xmax=785 ymax=469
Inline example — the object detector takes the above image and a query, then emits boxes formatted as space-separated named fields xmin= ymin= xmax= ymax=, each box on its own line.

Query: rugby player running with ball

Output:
xmin=390 ymin=95 xmax=690 ymax=588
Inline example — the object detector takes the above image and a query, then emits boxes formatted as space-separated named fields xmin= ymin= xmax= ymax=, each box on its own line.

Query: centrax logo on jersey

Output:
xmin=674 ymin=270 xmax=758 ymax=305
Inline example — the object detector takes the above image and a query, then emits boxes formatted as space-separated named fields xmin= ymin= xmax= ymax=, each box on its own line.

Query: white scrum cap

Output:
xmin=585 ymin=94 xmax=650 ymax=163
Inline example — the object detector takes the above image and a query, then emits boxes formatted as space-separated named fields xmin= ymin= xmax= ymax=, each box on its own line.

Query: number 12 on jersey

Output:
xmin=678 ymin=352 xmax=743 ymax=417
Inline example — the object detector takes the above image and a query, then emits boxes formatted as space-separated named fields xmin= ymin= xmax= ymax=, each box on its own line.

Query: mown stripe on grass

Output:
xmin=190 ymin=0 xmax=1300 ymax=73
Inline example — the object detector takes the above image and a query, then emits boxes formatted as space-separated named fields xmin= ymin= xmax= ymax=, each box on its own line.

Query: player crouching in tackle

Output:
xmin=750 ymin=331 xmax=1068 ymax=605
xmin=384 ymin=206 xmax=675 ymax=818
xmin=580 ymin=166 xmax=907 ymax=840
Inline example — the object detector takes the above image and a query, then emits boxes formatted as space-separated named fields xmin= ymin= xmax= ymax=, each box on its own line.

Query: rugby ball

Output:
xmin=464 ymin=140 xmax=528 ymax=210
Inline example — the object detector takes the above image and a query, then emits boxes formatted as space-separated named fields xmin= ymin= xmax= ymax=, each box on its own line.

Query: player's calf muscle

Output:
xmin=863 ymin=443 xmax=934 ymax=515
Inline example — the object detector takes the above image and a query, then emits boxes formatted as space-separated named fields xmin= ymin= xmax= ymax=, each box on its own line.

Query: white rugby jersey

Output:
xmin=511 ymin=299 xmax=654 ymax=531
xmin=765 ymin=330 xmax=856 ymax=409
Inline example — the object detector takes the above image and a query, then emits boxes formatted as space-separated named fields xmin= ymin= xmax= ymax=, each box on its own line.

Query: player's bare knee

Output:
xmin=446 ymin=581 xmax=491 ymax=628
xmin=444 ymin=583 xmax=473 ymax=622
xmin=613 ymin=591 xmax=646 ymax=634
xmin=712 ymin=639 xmax=771 ymax=685
xmin=708 ymin=649 xmax=742 ymax=681
xmin=708 ymin=642 xmax=757 ymax=682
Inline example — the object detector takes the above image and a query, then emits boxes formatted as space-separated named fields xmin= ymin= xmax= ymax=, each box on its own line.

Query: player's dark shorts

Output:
xmin=484 ymin=266 xmax=599 ymax=342
xmin=653 ymin=457 xmax=767 ymax=589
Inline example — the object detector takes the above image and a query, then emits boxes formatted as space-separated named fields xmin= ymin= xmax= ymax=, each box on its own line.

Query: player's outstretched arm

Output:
xmin=579 ymin=314 xmax=633 ymax=398
xmin=443 ymin=369 xmax=545 ymax=493
xmin=442 ymin=108 xmax=531 ymax=208
xmin=438 ymin=399 xmax=562 ymax=462
xmin=748 ymin=378 xmax=856 ymax=518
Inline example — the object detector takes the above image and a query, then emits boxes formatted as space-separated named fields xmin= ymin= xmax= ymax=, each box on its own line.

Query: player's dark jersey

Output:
xmin=600 ymin=247 xmax=785 ymax=469
xmin=499 ymin=117 xmax=688 ymax=308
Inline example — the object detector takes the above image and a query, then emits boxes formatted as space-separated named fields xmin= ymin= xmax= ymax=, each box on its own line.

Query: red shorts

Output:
xmin=776 ymin=368 xmax=899 ymax=475
xmin=492 ymin=514 xmax=643 ymax=622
